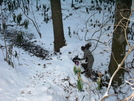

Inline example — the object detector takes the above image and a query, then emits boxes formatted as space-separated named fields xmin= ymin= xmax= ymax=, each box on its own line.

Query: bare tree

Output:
xmin=100 ymin=46 xmax=134 ymax=101
xmin=108 ymin=0 xmax=132 ymax=87
xmin=99 ymin=3 xmax=134 ymax=101
xmin=50 ymin=0 xmax=65 ymax=52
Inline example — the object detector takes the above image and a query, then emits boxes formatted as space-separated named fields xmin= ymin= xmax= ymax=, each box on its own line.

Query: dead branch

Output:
xmin=122 ymin=92 xmax=134 ymax=101
xmin=20 ymin=5 xmax=41 ymax=38
xmin=99 ymin=9 xmax=134 ymax=100
xmin=126 ymin=80 xmax=134 ymax=86
xmin=99 ymin=94 xmax=117 ymax=101
xmin=99 ymin=46 xmax=134 ymax=101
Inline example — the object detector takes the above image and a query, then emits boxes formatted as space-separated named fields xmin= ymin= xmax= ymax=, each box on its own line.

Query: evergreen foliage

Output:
xmin=2 ymin=22 xmax=7 ymax=30
xmin=17 ymin=14 xmax=22 ymax=24
xmin=12 ymin=13 xmax=16 ymax=22
xmin=16 ymin=32 xmax=23 ymax=44
xmin=97 ymin=77 xmax=101 ymax=90
xmin=73 ymin=65 xmax=83 ymax=91
xmin=23 ymin=19 xmax=29 ymax=29
xmin=0 ymin=0 xmax=3 ymax=5
xmin=73 ymin=66 xmax=77 ymax=75
xmin=77 ymin=78 xmax=83 ymax=91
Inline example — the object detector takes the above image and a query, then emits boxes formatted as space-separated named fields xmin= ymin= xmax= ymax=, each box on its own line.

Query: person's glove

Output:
xmin=73 ymin=56 xmax=80 ymax=62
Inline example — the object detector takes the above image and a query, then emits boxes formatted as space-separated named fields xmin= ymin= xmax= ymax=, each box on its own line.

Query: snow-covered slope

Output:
xmin=0 ymin=0 xmax=133 ymax=101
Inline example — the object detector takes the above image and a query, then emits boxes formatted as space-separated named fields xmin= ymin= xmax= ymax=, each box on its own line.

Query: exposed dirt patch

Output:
xmin=1 ymin=30 xmax=49 ymax=59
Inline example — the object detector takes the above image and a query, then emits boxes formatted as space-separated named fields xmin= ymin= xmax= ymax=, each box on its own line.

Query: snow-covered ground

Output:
xmin=0 ymin=0 xmax=133 ymax=101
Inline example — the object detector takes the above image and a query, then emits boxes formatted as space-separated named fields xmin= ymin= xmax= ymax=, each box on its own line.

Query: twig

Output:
xmin=99 ymin=94 xmax=117 ymax=101
xmin=99 ymin=46 xmax=134 ymax=101
xmin=111 ymin=51 xmax=119 ymax=65
xmin=120 ymin=12 xmax=132 ymax=49
xmin=126 ymin=80 xmax=134 ymax=86
xmin=122 ymin=92 xmax=134 ymax=101
xmin=20 ymin=6 xmax=41 ymax=38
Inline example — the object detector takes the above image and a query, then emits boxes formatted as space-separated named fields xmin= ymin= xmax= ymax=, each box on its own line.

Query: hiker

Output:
xmin=80 ymin=43 xmax=94 ymax=77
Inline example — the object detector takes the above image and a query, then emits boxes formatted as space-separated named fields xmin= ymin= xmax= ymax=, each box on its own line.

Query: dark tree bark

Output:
xmin=50 ymin=0 xmax=65 ymax=52
xmin=108 ymin=0 xmax=132 ymax=87
xmin=0 ymin=0 xmax=3 ymax=5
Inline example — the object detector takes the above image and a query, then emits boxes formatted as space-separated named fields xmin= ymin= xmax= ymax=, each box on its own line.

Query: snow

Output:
xmin=0 ymin=0 xmax=134 ymax=101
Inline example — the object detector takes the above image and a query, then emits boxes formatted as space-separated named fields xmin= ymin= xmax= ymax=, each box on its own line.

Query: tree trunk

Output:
xmin=108 ymin=0 xmax=132 ymax=87
xmin=50 ymin=0 xmax=65 ymax=52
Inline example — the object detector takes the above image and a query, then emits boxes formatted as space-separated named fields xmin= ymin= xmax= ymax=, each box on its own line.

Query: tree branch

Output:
xmin=20 ymin=5 xmax=41 ymax=38
xmin=99 ymin=46 xmax=134 ymax=101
